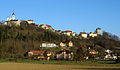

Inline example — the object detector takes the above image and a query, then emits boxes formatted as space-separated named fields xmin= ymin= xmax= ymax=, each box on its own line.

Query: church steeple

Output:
xmin=12 ymin=12 xmax=15 ymax=20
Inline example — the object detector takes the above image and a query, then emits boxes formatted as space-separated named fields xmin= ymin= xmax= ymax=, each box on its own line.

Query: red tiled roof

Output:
xmin=89 ymin=32 xmax=97 ymax=34
xmin=30 ymin=51 xmax=52 ymax=54
xmin=80 ymin=32 xmax=87 ymax=34
xmin=30 ymin=51 xmax=44 ymax=54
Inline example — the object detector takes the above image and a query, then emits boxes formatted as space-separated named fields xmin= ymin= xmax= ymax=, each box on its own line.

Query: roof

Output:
xmin=89 ymin=32 xmax=97 ymax=34
xmin=80 ymin=32 xmax=87 ymax=34
xmin=63 ymin=31 xmax=72 ymax=33
xmin=12 ymin=12 xmax=15 ymax=15
xmin=96 ymin=28 xmax=101 ymax=30
xmin=30 ymin=51 xmax=52 ymax=54
xmin=40 ymin=25 xmax=51 ymax=27
xmin=27 ymin=20 xmax=34 ymax=21
xmin=30 ymin=51 xmax=44 ymax=54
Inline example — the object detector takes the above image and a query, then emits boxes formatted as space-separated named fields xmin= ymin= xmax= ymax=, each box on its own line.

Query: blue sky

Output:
xmin=0 ymin=0 xmax=120 ymax=37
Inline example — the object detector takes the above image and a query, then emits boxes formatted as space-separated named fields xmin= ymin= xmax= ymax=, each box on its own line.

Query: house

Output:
xmin=104 ymin=49 xmax=113 ymax=60
xmin=89 ymin=50 xmax=98 ymax=55
xmin=105 ymin=49 xmax=112 ymax=54
xmin=40 ymin=43 xmax=58 ymax=48
xmin=80 ymin=32 xmax=88 ymax=38
xmin=39 ymin=24 xmax=54 ymax=31
xmin=63 ymin=31 xmax=76 ymax=36
xmin=27 ymin=20 xmax=34 ymax=24
xmin=60 ymin=42 xmax=66 ymax=47
xmin=68 ymin=41 xmax=73 ymax=47
xmin=89 ymin=32 xmax=97 ymax=37
xmin=104 ymin=49 xmax=117 ymax=60
xmin=59 ymin=41 xmax=73 ymax=47
xmin=27 ymin=50 xmax=53 ymax=60
xmin=56 ymin=50 xmax=73 ymax=60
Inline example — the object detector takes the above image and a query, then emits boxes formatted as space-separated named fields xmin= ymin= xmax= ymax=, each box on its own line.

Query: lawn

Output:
xmin=0 ymin=58 xmax=120 ymax=66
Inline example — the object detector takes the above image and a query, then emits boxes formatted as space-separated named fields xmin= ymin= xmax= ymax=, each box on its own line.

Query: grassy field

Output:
xmin=0 ymin=59 xmax=120 ymax=70
xmin=0 ymin=62 xmax=120 ymax=70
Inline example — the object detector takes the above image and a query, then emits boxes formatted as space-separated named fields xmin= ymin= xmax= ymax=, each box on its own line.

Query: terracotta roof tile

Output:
xmin=80 ymin=32 xmax=87 ymax=34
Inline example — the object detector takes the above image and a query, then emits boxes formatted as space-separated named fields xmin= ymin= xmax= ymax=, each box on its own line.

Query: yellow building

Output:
xmin=68 ymin=41 xmax=73 ymax=47
xmin=60 ymin=42 xmax=66 ymax=47
xmin=60 ymin=41 xmax=73 ymax=47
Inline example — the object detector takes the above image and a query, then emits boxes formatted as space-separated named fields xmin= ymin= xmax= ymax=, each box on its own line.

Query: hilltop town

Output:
xmin=0 ymin=13 xmax=120 ymax=61
xmin=1 ymin=12 xmax=102 ymax=38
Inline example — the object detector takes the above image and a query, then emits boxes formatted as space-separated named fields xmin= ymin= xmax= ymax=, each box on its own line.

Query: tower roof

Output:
xmin=12 ymin=12 xmax=15 ymax=15
xmin=96 ymin=28 xmax=101 ymax=30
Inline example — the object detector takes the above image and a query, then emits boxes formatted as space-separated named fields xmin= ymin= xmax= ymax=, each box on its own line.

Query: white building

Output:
xmin=63 ymin=31 xmax=76 ymax=36
xmin=4 ymin=12 xmax=21 ymax=26
xmin=105 ymin=49 xmax=112 ymax=54
xmin=80 ymin=32 xmax=88 ymax=38
xmin=40 ymin=43 xmax=58 ymax=48
xmin=104 ymin=49 xmax=113 ymax=60
xmin=89 ymin=32 xmax=97 ymax=37
xmin=27 ymin=20 xmax=34 ymax=24
xmin=11 ymin=12 xmax=15 ymax=20
xmin=6 ymin=12 xmax=16 ymax=21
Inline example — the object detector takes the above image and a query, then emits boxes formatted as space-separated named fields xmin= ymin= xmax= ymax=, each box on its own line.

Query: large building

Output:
xmin=4 ymin=12 xmax=21 ymax=26
xmin=4 ymin=13 xmax=35 ymax=26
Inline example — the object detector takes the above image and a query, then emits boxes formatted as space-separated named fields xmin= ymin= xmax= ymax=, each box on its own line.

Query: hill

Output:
xmin=0 ymin=22 xmax=120 ymax=60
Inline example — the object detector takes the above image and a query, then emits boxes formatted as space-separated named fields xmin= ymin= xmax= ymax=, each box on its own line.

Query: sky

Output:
xmin=0 ymin=0 xmax=120 ymax=37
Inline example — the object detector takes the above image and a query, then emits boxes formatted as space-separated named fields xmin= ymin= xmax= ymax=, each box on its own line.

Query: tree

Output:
xmin=74 ymin=47 xmax=84 ymax=61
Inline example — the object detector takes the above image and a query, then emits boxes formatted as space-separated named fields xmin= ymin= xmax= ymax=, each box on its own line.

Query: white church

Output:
xmin=4 ymin=12 xmax=34 ymax=26
xmin=4 ymin=12 xmax=21 ymax=26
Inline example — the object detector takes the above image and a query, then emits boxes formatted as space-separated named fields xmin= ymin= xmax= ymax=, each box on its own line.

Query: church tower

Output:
xmin=11 ymin=12 xmax=15 ymax=20
xmin=96 ymin=28 xmax=102 ymax=35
